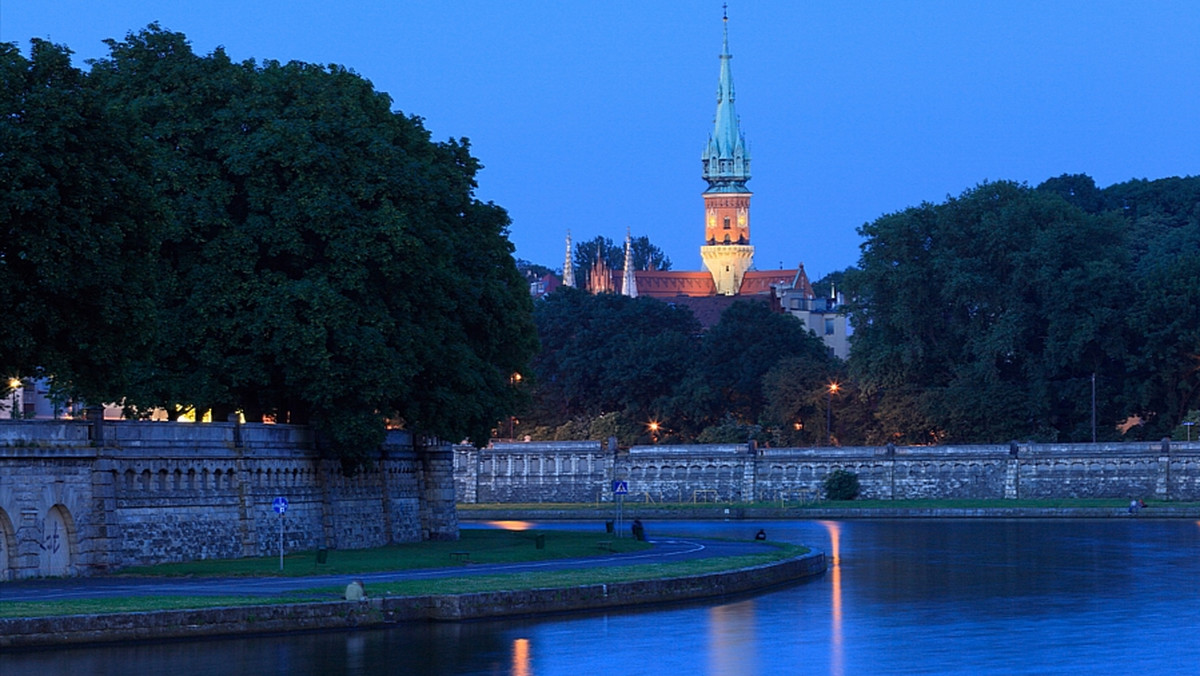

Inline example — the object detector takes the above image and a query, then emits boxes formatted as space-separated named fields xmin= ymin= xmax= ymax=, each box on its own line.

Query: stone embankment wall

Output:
xmin=456 ymin=439 xmax=1200 ymax=504
xmin=0 ymin=420 xmax=458 ymax=580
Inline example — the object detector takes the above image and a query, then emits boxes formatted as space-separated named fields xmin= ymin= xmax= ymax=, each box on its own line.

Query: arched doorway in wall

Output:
xmin=38 ymin=505 xmax=75 ymax=576
xmin=0 ymin=508 xmax=14 ymax=581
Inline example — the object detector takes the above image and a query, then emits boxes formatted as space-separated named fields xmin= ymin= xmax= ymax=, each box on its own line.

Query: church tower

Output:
xmin=699 ymin=8 xmax=754 ymax=296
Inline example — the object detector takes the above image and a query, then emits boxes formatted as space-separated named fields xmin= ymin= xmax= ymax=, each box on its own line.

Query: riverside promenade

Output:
xmin=0 ymin=534 xmax=826 ymax=649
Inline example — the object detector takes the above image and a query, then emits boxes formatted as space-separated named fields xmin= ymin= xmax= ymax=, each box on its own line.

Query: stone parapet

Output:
xmin=0 ymin=422 xmax=454 ymax=579
xmin=455 ymin=439 xmax=1200 ymax=504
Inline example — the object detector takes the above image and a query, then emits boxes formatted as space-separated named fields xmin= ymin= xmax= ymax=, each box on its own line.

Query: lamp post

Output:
xmin=648 ymin=420 xmax=660 ymax=444
xmin=507 ymin=372 xmax=522 ymax=440
xmin=1091 ymin=372 xmax=1097 ymax=443
xmin=7 ymin=378 xmax=20 ymax=420
xmin=827 ymin=382 xmax=840 ymax=446
xmin=1185 ymin=421 xmax=1196 ymax=443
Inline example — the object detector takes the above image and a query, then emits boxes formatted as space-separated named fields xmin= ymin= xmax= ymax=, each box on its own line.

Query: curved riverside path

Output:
xmin=0 ymin=536 xmax=827 ymax=649
xmin=0 ymin=535 xmax=766 ymax=602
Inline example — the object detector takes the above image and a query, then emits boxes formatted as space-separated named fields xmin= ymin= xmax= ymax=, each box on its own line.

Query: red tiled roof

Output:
xmin=632 ymin=269 xmax=801 ymax=298
xmin=633 ymin=271 xmax=716 ymax=298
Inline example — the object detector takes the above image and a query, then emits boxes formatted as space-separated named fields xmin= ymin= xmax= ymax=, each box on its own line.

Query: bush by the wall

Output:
xmin=823 ymin=469 xmax=860 ymax=501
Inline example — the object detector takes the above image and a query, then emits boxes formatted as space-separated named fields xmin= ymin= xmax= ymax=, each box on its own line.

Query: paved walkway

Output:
xmin=0 ymin=536 xmax=768 ymax=602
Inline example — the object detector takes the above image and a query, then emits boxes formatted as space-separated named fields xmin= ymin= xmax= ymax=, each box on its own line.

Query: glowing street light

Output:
xmin=8 ymin=378 xmax=21 ymax=420
xmin=827 ymin=382 xmax=840 ymax=446
xmin=505 ymin=373 xmax=522 ymax=440
xmin=647 ymin=420 xmax=661 ymax=443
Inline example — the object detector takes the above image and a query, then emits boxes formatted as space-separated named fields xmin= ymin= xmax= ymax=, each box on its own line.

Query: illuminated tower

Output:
xmin=699 ymin=8 xmax=754 ymax=295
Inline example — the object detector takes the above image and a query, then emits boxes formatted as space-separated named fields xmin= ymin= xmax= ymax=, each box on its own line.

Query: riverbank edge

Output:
xmin=0 ymin=550 xmax=826 ymax=650
xmin=462 ymin=506 xmax=1187 ymax=520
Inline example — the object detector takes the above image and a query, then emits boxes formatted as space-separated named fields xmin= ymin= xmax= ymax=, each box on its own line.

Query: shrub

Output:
xmin=823 ymin=469 xmax=860 ymax=501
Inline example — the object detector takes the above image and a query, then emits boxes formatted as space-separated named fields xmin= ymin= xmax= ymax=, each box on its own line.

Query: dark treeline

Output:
xmin=845 ymin=175 xmax=1200 ymax=444
xmin=518 ymin=287 xmax=841 ymax=446
xmin=521 ymin=174 xmax=1200 ymax=446
xmin=0 ymin=29 xmax=537 ymax=469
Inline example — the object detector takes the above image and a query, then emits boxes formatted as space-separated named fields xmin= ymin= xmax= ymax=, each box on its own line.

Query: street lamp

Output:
xmin=647 ymin=420 xmax=661 ymax=443
xmin=1184 ymin=421 xmax=1196 ymax=442
xmin=507 ymin=372 xmax=522 ymax=440
xmin=7 ymin=378 xmax=20 ymax=419
xmin=827 ymin=382 xmax=840 ymax=446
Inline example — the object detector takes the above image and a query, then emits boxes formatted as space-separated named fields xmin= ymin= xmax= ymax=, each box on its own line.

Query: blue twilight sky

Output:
xmin=4 ymin=2 xmax=1199 ymax=280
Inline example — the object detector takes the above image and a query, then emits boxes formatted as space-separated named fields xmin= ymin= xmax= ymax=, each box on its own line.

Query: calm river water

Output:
xmin=6 ymin=518 xmax=1200 ymax=675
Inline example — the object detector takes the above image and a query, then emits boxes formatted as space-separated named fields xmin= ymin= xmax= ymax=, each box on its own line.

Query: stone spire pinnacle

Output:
xmin=701 ymin=5 xmax=750 ymax=193
xmin=621 ymin=228 xmax=638 ymax=298
xmin=562 ymin=230 xmax=575 ymax=287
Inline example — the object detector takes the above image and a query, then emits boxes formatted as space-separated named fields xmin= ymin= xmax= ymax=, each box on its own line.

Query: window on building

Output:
xmin=825 ymin=318 xmax=835 ymax=335
xmin=723 ymin=217 xmax=731 ymax=229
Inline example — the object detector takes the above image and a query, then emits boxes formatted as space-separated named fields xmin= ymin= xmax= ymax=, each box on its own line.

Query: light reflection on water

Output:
xmin=6 ymin=519 xmax=1200 ymax=675
xmin=821 ymin=520 xmax=843 ymax=676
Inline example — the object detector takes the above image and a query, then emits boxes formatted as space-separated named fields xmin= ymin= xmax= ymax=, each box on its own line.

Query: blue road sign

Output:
xmin=272 ymin=496 xmax=289 ymax=514
xmin=612 ymin=481 xmax=628 ymax=494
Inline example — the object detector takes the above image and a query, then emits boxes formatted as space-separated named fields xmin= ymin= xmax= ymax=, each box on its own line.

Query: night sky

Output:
xmin=6 ymin=1 xmax=1198 ymax=280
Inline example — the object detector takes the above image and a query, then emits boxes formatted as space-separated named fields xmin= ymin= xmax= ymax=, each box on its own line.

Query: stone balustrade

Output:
xmin=0 ymin=421 xmax=457 ymax=580
xmin=455 ymin=439 xmax=1200 ymax=505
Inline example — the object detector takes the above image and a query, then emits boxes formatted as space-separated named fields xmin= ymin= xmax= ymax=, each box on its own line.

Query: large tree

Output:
xmin=846 ymin=181 xmax=1132 ymax=443
xmin=3 ymin=29 xmax=537 ymax=467
xmin=667 ymin=300 xmax=834 ymax=441
xmin=0 ymin=39 xmax=163 ymax=403
xmin=530 ymin=286 xmax=699 ymax=435
xmin=1074 ymin=174 xmax=1200 ymax=437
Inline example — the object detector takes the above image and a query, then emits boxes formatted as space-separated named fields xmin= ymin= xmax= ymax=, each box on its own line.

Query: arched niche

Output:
xmin=0 ymin=507 xmax=14 ymax=581
xmin=38 ymin=504 xmax=75 ymax=577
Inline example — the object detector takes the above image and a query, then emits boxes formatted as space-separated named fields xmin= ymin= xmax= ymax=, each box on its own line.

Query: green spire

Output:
xmin=701 ymin=6 xmax=751 ymax=193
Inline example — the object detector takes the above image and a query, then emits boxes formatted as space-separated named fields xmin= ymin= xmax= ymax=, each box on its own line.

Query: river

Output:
xmin=5 ymin=518 xmax=1200 ymax=675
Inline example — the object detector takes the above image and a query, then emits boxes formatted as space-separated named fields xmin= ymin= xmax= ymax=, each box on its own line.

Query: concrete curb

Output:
xmin=0 ymin=551 xmax=826 ymax=650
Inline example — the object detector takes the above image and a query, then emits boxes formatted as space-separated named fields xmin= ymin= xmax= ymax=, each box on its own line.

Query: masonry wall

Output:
xmin=456 ymin=439 xmax=1200 ymax=505
xmin=455 ymin=441 xmax=615 ymax=503
xmin=0 ymin=421 xmax=457 ymax=580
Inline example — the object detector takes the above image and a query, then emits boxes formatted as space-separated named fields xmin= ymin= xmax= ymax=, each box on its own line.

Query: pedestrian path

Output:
xmin=0 ymin=537 xmax=767 ymax=603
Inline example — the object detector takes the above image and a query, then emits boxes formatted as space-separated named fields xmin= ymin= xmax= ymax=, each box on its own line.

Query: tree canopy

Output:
xmin=846 ymin=176 xmax=1200 ymax=443
xmin=0 ymin=39 xmax=164 ymax=403
xmin=0 ymin=29 xmax=537 ymax=468
xmin=528 ymin=287 xmax=699 ymax=437
xmin=525 ymin=289 xmax=838 ymax=446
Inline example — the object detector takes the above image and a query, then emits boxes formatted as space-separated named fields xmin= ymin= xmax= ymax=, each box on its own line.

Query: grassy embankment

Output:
xmin=461 ymin=498 xmax=1198 ymax=512
xmin=0 ymin=528 xmax=804 ymax=619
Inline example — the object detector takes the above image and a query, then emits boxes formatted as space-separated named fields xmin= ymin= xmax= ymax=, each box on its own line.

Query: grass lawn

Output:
xmin=117 ymin=528 xmax=651 ymax=578
xmin=0 ymin=530 xmax=803 ymax=619
xmin=0 ymin=544 xmax=805 ymax=619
